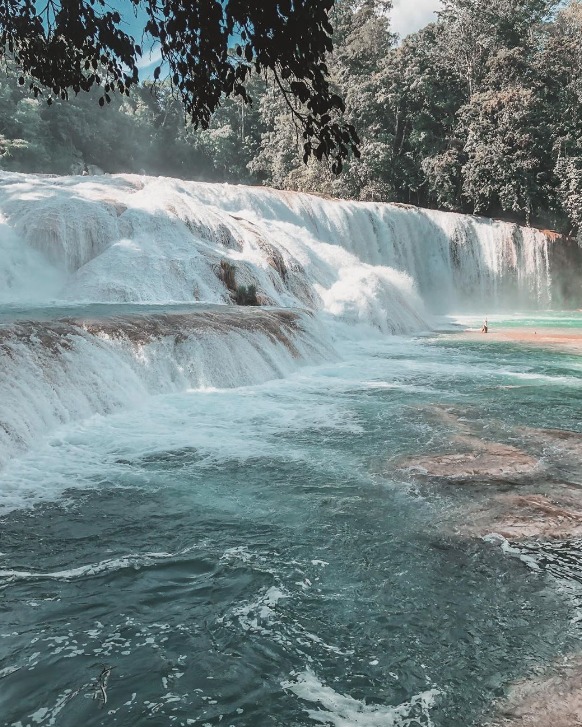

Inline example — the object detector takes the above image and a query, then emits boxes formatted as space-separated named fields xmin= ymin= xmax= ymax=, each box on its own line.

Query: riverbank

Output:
xmin=463 ymin=326 xmax=582 ymax=353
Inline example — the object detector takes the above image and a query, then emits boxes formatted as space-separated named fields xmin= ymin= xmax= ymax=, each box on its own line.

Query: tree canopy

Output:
xmin=0 ymin=0 xmax=359 ymax=171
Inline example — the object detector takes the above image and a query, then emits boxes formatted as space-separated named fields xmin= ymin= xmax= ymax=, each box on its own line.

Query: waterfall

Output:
xmin=0 ymin=307 xmax=333 ymax=471
xmin=0 ymin=172 xmax=560 ymax=322
xmin=0 ymin=171 xmax=576 ymax=471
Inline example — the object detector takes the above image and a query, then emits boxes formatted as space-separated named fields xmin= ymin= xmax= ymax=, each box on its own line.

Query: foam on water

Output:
xmin=0 ymin=550 xmax=180 ymax=586
xmin=0 ymin=357 xmax=366 ymax=513
xmin=0 ymin=308 xmax=334 ymax=472
xmin=0 ymin=171 xmax=575 ymax=499
xmin=283 ymin=670 xmax=441 ymax=727
xmin=1 ymin=316 xmax=569 ymax=513
xmin=482 ymin=533 xmax=541 ymax=571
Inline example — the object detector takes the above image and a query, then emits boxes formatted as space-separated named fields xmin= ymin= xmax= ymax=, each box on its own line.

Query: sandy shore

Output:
xmin=462 ymin=326 xmax=582 ymax=353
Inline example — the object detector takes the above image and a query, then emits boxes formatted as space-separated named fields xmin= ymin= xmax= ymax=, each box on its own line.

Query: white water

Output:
xmin=283 ymin=670 xmax=440 ymax=727
xmin=0 ymin=172 xmax=553 ymax=321
xmin=0 ymin=172 xmax=559 ymax=473
xmin=0 ymin=308 xmax=334 ymax=471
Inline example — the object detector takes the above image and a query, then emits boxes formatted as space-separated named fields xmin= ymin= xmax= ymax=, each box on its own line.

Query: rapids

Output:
xmin=0 ymin=172 xmax=562 ymax=318
xmin=0 ymin=172 xmax=581 ymax=727
xmin=0 ymin=305 xmax=333 ymax=473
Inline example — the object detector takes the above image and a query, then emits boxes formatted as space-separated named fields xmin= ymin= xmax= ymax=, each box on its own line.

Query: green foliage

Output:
xmin=555 ymin=157 xmax=582 ymax=237
xmin=459 ymin=88 xmax=547 ymax=222
xmin=1 ymin=0 xmax=582 ymax=236
xmin=0 ymin=0 xmax=358 ymax=169
xmin=357 ymin=0 xmax=582 ymax=231
xmin=251 ymin=0 xmax=396 ymax=199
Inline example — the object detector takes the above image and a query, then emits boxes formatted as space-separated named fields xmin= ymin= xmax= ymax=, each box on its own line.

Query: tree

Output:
xmin=382 ymin=0 xmax=564 ymax=220
xmin=437 ymin=0 xmax=559 ymax=98
xmin=380 ymin=21 xmax=465 ymax=208
xmin=251 ymin=0 xmax=394 ymax=198
xmin=184 ymin=74 xmax=267 ymax=183
xmin=0 ymin=0 xmax=358 ymax=170
xmin=535 ymin=1 xmax=582 ymax=233
xmin=459 ymin=87 xmax=547 ymax=222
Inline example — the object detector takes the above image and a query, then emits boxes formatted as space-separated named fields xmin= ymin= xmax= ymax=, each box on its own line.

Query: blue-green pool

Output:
xmin=1 ymin=313 xmax=581 ymax=727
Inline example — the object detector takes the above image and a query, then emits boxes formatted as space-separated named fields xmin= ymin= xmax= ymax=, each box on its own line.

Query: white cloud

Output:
xmin=136 ymin=45 xmax=163 ymax=71
xmin=391 ymin=0 xmax=442 ymax=39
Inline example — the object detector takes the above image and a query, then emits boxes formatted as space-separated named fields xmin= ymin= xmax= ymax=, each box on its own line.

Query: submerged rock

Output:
xmin=398 ymin=441 xmax=541 ymax=483
xmin=394 ymin=406 xmax=582 ymax=539
xmin=484 ymin=655 xmax=582 ymax=727
xmin=462 ymin=491 xmax=582 ymax=539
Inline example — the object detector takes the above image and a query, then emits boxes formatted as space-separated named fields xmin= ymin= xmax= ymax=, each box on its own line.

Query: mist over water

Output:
xmin=0 ymin=173 xmax=580 ymax=727
xmin=0 ymin=171 xmax=555 ymax=315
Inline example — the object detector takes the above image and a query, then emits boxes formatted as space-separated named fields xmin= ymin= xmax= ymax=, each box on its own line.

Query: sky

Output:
xmin=118 ymin=0 xmax=444 ymax=74
xmin=391 ymin=0 xmax=442 ymax=38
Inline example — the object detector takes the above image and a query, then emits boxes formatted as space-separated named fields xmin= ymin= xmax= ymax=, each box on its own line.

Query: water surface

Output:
xmin=1 ymin=313 xmax=581 ymax=727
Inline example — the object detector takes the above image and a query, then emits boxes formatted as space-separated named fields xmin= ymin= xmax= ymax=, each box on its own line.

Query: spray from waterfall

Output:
xmin=0 ymin=172 xmax=572 ymax=473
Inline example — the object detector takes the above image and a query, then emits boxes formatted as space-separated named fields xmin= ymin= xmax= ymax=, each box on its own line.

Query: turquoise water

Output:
xmin=0 ymin=302 xmax=242 ymax=324
xmin=1 ymin=313 xmax=581 ymax=727
xmin=452 ymin=310 xmax=582 ymax=329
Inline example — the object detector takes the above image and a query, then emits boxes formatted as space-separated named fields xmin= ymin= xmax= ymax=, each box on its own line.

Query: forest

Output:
xmin=0 ymin=0 xmax=581 ymax=236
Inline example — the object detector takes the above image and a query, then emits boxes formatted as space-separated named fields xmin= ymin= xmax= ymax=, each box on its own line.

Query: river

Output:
xmin=2 ymin=309 xmax=581 ymax=727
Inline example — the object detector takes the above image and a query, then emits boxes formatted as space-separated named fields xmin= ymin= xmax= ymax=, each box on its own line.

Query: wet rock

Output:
xmin=484 ymin=655 xmax=582 ymax=726
xmin=397 ymin=440 xmax=541 ymax=483
xmin=460 ymin=492 xmax=582 ymax=539
xmin=395 ymin=407 xmax=582 ymax=539
xmin=518 ymin=426 xmax=582 ymax=460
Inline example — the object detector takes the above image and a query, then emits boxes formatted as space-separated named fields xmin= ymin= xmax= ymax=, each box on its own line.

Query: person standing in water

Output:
xmin=481 ymin=318 xmax=488 ymax=333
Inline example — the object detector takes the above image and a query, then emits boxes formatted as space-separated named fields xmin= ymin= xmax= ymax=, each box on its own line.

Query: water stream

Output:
xmin=0 ymin=173 xmax=580 ymax=726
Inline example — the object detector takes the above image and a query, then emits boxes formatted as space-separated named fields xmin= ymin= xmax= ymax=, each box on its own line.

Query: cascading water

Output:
xmin=0 ymin=171 xmax=565 ymax=472
xmin=0 ymin=307 xmax=334 ymax=475
xmin=1 ymin=172 xmax=581 ymax=727
xmin=0 ymin=172 xmax=557 ymax=318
